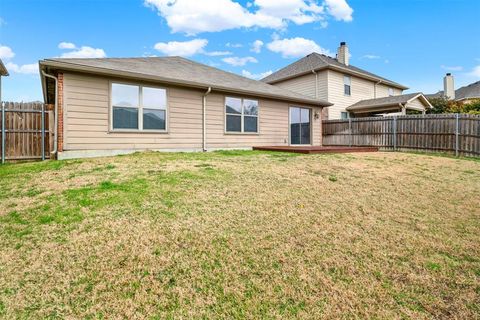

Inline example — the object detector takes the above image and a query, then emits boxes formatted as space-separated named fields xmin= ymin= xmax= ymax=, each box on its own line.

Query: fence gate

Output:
xmin=1 ymin=102 xmax=53 ymax=163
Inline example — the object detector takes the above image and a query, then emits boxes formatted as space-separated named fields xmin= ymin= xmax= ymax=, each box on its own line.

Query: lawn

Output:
xmin=0 ymin=151 xmax=479 ymax=319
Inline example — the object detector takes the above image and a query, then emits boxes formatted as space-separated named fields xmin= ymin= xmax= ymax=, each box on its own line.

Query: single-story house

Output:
xmin=39 ymin=57 xmax=331 ymax=159
xmin=346 ymin=92 xmax=432 ymax=117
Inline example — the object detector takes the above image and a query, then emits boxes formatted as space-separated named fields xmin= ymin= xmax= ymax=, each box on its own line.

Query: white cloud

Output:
xmin=60 ymin=46 xmax=106 ymax=58
xmin=441 ymin=65 xmax=463 ymax=72
xmin=0 ymin=45 xmax=15 ymax=59
xmin=154 ymin=39 xmax=208 ymax=56
xmin=144 ymin=0 xmax=353 ymax=35
xmin=226 ymin=43 xmax=243 ymax=48
xmin=324 ymin=0 xmax=353 ymax=22
xmin=204 ymin=50 xmax=232 ymax=56
xmin=250 ymin=40 xmax=264 ymax=53
xmin=0 ymin=18 xmax=6 ymax=27
xmin=241 ymin=69 xmax=273 ymax=80
xmin=361 ymin=54 xmax=380 ymax=59
xmin=58 ymin=42 xmax=76 ymax=49
xmin=266 ymin=37 xmax=332 ymax=58
xmin=222 ymin=56 xmax=258 ymax=66
xmin=5 ymin=62 xmax=38 ymax=75
xmin=467 ymin=65 xmax=480 ymax=78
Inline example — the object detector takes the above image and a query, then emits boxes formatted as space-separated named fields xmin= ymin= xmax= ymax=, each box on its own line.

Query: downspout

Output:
xmin=374 ymin=80 xmax=382 ymax=98
xmin=202 ymin=87 xmax=212 ymax=151
xmin=311 ymin=70 xmax=318 ymax=98
xmin=41 ymin=70 xmax=58 ymax=156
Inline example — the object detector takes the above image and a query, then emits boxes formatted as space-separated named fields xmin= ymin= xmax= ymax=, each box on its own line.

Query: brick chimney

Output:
xmin=443 ymin=73 xmax=455 ymax=100
xmin=337 ymin=42 xmax=349 ymax=66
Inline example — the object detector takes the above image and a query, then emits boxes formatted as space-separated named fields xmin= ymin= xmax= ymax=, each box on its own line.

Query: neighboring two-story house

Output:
xmin=263 ymin=42 xmax=431 ymax=119
xmin=427 ymin=73 xmax=480 ymax=104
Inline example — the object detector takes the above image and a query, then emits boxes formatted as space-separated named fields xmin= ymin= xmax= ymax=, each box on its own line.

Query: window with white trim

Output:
xmin=344 ymin=75 xmax=351 ymax=96
xmin=225 ymin=97 xmax=258 ymax=133
xmin=388 ymin=87 xmax=394 ymax=96
xmin=111 ymin=83 xmax=167 ymax=131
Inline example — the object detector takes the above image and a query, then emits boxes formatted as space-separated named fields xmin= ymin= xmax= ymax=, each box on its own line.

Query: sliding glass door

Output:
xmin=290 ymin=107 xmax=311 ymax=145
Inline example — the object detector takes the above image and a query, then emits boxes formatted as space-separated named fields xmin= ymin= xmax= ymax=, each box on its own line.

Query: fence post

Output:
xmin=455 ymin=113 xmax=459 ymax=157
xmin=41 ymin=104 xmax=45 ymax=161
xmin=1 ymin=102 xmax=4 ymax=164
xmin=393 ymin=116 xmax=397 ymax=151
xmin=349 ymin=118 xmax=352 ymax=147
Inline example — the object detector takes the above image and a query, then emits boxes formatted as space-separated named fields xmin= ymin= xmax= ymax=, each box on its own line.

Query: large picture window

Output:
xmin=111 ymin=83 xmax=167 ymax=131
xmin=225 ymin=97 xmax=258 ymax=133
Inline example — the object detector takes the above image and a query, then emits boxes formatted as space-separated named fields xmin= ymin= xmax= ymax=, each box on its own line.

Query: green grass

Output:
xmin=0 ymin=150 xmax=479 ymax=319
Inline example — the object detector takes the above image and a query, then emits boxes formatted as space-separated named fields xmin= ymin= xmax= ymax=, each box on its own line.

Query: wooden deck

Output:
xmin=252 ymin=146 xmax=379 ymax=154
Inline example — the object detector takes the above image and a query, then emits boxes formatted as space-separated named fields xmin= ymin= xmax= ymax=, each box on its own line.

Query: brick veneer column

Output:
xmin=57 ymin=72 xmax=64 ymax=153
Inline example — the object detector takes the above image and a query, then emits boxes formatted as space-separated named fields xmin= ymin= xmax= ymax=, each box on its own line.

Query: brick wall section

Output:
xmin=57 ymin=72 xmax=64 ymax=153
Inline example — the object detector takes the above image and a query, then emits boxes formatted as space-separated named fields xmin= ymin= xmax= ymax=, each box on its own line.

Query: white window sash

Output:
xmin=225 ymin=97 xmax=258 ymax=133
xmin=111 ymin=82 xmax=167 ymax=131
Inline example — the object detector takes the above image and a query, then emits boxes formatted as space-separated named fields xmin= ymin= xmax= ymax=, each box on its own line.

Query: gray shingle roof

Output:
xmin=426 ymin=81 xmax=480 ymax=101
xmin=346 ymin=92 xmax=426 ymax=111
xmin=261 ymin=52 xmax=408 ymax=89
xmin=455 ymin=81 xmax=480 ymax=101
xmin=40 ymin=56 xmax=331 ymax=106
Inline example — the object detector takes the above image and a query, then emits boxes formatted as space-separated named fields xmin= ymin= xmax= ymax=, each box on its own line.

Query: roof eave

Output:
xmin=40 ymin=59 xmax=332 ymax=107
xmin=0 ymin=60 xmax=9 ymax=76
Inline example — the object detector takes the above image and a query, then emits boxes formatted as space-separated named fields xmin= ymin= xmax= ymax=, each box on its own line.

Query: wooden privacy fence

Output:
xmin=322 ymin=114 xmax=480 ymax=157
xmin=1 ymin=102 xmax=53 ymax=163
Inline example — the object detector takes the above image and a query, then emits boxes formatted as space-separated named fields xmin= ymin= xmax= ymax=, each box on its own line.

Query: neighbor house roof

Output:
xmin=261 ymin=52 xmax=408 ymax=90
xmin=456 ymin=81 xmax=480 ymax=100
xmin=39 ymin=56 xmax=332 ymax=107
xmin=346 ymin=93 xmax=432 ymax=112
xmin=0 ymin=59 xmax=9 ymax=76
xmin=427 ymin=81 xmax=480 ymax=101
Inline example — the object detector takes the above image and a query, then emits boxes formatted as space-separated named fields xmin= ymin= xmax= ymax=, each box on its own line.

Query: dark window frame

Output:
xmin=111 ymin=82 xmax=168 ymax=132
xmin=225 ymin=97 xmax=259 ymax=134
xmin=344 ymin=75 xmax=351 ymax=96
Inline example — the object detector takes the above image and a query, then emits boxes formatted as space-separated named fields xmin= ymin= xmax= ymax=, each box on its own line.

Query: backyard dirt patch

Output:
xmin=0 ymin=151 xmax=479 ymax=319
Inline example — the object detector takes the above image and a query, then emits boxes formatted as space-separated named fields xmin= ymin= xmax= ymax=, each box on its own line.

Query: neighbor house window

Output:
xmin=225 ymin=97 xmax=258 ymax=133
xmin=341 ymin=112 xmax=349 ymax=119
xmin=388 ymin=88 xmax=394 ymax=96
xmin=344 ymin=75 xmax=351 ymax=96
xmin=111 ymin=83 xmax=167 ymax=131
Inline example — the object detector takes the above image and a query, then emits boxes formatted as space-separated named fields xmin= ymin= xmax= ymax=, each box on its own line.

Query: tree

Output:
xmin=427 ymin=97 xmax=480 ymax=114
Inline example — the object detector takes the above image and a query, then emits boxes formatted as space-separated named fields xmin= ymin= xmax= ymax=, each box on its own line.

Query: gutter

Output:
xmin=202 ymin=87 xmax=211 ymax=151
xmin=311 ymin=70 xmax=318 ymax=98
xmin=374 ymin=80 xmax=382 ymax=98
xmin=41 ymin=70 xmax=58 ymax=157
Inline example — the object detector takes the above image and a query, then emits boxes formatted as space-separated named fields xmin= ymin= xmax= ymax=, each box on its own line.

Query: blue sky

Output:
xmin=1 ymin=0 xmax=479 ymax=102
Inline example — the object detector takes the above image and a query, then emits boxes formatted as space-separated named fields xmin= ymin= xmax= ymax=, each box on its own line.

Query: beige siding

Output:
xmin=375 ymin=85 xmax=402 ymax=98
xmin=326 ymin=70 xmax=404 ymax=119
xmin=274 ymin=73 xmax=315 ymax=97
xmin=273 ymin=71 xmax=328 ymax=101
xmin=406 ymin=97 xmax=426 ymax=111
xmin=272 ymin=69 xmax=404 ymax=120
xmin=62 ymin=72 xmax=322 ymax=153
xmin=327 ymin=70 xmax=374 ymax=119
